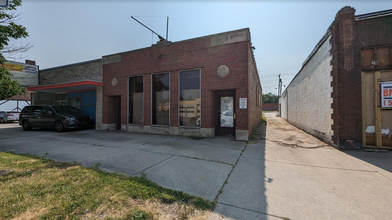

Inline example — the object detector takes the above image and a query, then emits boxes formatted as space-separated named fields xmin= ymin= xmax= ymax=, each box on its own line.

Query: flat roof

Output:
xmin=40 ymin=58 xmax=102 ymax=72
xmin=102 ymin=28 xmax=250 ymax=58
xmin=356 ymin=9 xmax=392 ymax=20
xmin=27 ymin=80 xmax=102 ymax=93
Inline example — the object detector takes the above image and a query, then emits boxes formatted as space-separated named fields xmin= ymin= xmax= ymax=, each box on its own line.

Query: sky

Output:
xmin=6 ymin=0 xmax=392 ymax=95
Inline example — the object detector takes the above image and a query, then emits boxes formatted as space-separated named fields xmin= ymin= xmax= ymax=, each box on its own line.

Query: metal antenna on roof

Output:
xmin=166 ymin=16 xmax=169 ymax=41
xmin=131 ymin=16 xmax=166 ymax=42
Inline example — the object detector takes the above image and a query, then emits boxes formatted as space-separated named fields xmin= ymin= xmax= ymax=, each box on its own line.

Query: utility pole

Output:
xmin=278 ymin=74 xmax=282 ymax=96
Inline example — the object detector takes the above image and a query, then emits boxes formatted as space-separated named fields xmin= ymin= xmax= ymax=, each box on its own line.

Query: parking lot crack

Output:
xmin=135 ymin=155 xmax=174 ymax=176
xmin=214 ymin=144 xmax=247 ymax=201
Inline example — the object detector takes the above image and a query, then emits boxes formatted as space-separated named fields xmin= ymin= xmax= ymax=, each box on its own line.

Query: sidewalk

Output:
xmin=209 ymin=112 xmax=392 ymax=220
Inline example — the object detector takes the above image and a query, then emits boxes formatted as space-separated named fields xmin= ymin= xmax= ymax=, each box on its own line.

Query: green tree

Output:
xmin=0 ymin=0 xmax=29 ymax=100
xmin=262 ymin=93 xmax=279 ymax=103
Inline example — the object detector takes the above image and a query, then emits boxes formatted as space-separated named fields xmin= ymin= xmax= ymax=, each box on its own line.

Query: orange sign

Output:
xmin=3 ymin=63 xmax=24 ymax=72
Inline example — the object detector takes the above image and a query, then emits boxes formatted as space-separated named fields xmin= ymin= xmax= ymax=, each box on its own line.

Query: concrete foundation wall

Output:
xmin=112 ymin=124 xmax=215 ymax=138
xmin=282 ymin=36 xmax=334 ymax=145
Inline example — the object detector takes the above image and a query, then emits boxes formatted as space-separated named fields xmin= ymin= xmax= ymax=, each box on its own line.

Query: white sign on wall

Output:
xmin=381 ymin=82 xmax=392 ymax=107
xmin=3 ymin=62 xmax=39 ymax=86
xmin=239 ymin=98 xmax=247 ymax=109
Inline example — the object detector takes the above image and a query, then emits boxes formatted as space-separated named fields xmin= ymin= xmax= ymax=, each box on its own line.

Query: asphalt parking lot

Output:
xmin=1 ymin=115 xmax=392 ymax=220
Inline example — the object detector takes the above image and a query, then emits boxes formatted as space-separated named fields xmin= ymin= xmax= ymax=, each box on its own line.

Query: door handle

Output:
xmin=234 ymin=113 xmax=236 ymax=119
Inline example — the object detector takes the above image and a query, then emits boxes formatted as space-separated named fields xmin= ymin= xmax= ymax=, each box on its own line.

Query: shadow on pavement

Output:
xmin=210 ymin=122 xmax=269 ymax=219
xmin=346 ymin=150 xmax=392 ymax=173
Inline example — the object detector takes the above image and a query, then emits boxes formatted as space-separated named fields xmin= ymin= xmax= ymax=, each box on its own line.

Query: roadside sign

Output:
xmin=381 ymin=82 xmax=392 ymax=107
xmin=0 ymin=0 xmax=8 ymax=7
xmin=3 ymin=62 xmax=39 ymax=86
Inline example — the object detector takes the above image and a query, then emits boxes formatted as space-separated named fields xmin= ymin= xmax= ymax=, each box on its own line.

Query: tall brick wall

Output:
xmin=283 ymin=7 xmax=392 ymax=149
xmin=331 ymin=9 xmax=392 ymax=149
xmin=331 ymin=7 xmax=363 ymax=148
xmin=40 ymin=59 xmax=102 ymax=85
xmin=248 ymin=47 xmax=262 ymax=136
xmin=102 ymin=29 xmax=255 ymax=136
xmin=356 ymin=16 xmax=392 ymax=47
xmin=282 ymin=35 xmax=334 ymax=145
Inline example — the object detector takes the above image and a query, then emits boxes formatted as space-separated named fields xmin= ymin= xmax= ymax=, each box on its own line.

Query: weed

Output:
xmin=140 ymin=172 xmax=147 ymax=179
xmin=262 ymin=113 xmax=267 ymax=124
xmin=93 ymin=163 xmax=101 ymax=170
xmin=189 ymin=135 xmax=204 ymax=140
xmin=125 ymin=210 xmax=153 ymax=220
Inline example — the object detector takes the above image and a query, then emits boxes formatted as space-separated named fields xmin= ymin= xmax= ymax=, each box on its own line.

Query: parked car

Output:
xmin=0 ymin=111 xmax=20 ymax=123
xmin=19 ymin=105 xmax=94 ymax=132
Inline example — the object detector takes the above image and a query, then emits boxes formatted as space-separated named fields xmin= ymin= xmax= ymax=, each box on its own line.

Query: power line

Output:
xmin=260 ymin=73 xmax=296 ymax=77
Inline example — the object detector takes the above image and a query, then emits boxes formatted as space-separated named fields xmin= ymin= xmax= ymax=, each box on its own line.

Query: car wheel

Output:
xmin=22 ymin=121 xmax=31 ymax=131
xmin=0 ymin=118 xmax=4 ymax=123
xmin=54 ymin=121 xmax=64 ymax=132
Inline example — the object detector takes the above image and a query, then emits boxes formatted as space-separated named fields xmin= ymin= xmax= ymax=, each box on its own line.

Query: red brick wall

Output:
xmin=262 ymin=103 xmax=278 ymax=111
xmin=330 ymin=7 xmax=392 ymax=149
xmin=102 ymin=32 xmax=252 ymax=131
xmin=247 ymin=46 xmax=263 ymax=136
xmin=330 ymin=7 xmax=362 ymax=148
xmin=356 ymin=16 xmax=392 ymax=46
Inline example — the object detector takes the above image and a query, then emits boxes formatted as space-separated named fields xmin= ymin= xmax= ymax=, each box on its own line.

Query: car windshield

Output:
xmin=52 ymin=106 xmax=82 ymax=114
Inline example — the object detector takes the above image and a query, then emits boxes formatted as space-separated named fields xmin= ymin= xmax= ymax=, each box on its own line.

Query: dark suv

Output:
xmin=19 ymin=105 xmax=94 ymax=132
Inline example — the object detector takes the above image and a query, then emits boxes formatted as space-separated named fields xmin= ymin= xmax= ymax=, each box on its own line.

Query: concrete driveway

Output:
xmin=0 ymin=122 xmax=245 ymax=201
xmin=210 ymin=113 xmax=392 ymax=220
xmin=1 ymin=114 xmax=392 ymax=220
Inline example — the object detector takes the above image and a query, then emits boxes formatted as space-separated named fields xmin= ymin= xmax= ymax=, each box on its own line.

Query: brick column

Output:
xmin=330 ymin=6 xmax=362 ymax=149
xmin=144 ymin=74 xmax=151 ymax=126
xmin=170 ymin=71 xmax=179 ymax=127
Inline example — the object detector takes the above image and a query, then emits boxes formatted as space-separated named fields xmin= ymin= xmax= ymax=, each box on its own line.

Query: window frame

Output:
xmin=151 ymin=72 xmax=170 ymax=126
xmin=128 ymin=75 xmax=144 ymax=125
xmin=68 ymin=97 xmax=81 ymax=109
xmin=178 ymin=68 xmax=201 ymax=128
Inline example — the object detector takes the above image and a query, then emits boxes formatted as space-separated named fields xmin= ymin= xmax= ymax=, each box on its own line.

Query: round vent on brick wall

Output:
xmin=111 ymin=78 xmax=118 ymax=86
xmin=217 ymin=65 xmax=229 ymax=78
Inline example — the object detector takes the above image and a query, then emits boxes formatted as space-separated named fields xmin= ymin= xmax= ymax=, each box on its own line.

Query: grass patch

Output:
xmin=189 ymin=135 xmax=205 ymax=140
xmin=0 ymin=152 xmax=215 ymax=219
xmin=261 ymin=113 xmax=267 ymax=124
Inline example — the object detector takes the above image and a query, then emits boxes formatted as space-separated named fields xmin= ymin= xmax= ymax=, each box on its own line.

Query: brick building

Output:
xmin=101 ymin=28 xmax=262 ymax=141
xmin=279 ymin=7 xmax=392 ymax=149
xmin=26 ymin=59 xmax=103 ymax=124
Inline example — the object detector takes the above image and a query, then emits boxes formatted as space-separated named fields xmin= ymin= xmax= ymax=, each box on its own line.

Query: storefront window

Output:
xmin=152 ymin=73 xmax=170 ymax=125
xmin=129 ymin=76 xmax=144 ymax=124
xmin=179 ymin=69 xmax=200 ymax=127
xmin=68 ymin=97 xmax=81 ymax=109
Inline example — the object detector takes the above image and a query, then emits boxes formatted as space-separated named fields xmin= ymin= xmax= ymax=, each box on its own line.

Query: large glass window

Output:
xmin=129 ymin=76 xmax=144 ymax=124
xmin=152 ymin=73 xmax=170 ymax=125
xmin=179 ymin=69 xmax=200 ymax=127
